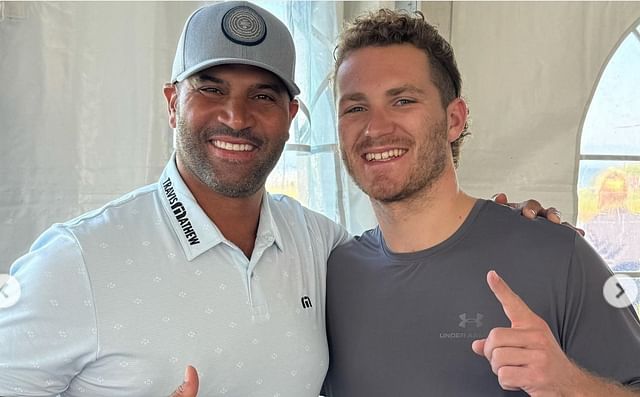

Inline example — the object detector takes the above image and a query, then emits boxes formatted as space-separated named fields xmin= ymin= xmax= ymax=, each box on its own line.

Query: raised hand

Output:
xmin=471 ymin=271 xmax=582 ymax=395
xmin=169 ymin=366 xmax=199 ymax=397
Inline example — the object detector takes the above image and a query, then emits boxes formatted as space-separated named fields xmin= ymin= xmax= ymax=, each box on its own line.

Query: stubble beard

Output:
xmin=342 ymin=119 xmax=449 ymax=204
xmin=175 ymin=116 xmax=286 ymax=198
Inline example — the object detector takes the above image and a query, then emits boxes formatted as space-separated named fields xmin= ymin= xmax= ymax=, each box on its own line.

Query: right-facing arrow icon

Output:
xmin=603 ymin=275 xmax=638 ymax=309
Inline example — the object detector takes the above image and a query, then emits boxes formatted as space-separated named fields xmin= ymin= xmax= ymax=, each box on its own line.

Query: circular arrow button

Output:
xmin=603 ymin=274 xmax=639 ymax=309
xmin=0 ymin=274 xmax=21 ymax=309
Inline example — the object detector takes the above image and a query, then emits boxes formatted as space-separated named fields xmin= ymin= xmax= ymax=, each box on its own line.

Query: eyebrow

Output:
xmin=253 ymin=82 xmax=286 ymax=94
xmin=339 ymin=92 xmax=367 ymax=103
xmin=386 ymin=84 xmax=426 ymax=97
xmin=194 ymin=73 xmax=286 ymax=94
xmin=194 ymin=74 xmax=224 ymax=84
xmin=339 ymin=84 xmax=426 ymax=105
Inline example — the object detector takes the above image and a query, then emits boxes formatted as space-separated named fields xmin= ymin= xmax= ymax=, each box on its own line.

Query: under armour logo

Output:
xmin=459 ymin=313 xmax=483 ymax=328
xmin=301 ymin=296 xmax=312 ymax=309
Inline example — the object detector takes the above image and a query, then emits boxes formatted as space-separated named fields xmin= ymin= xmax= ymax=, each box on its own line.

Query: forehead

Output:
xmin=336 ymin=44 xmax=434 ymax=94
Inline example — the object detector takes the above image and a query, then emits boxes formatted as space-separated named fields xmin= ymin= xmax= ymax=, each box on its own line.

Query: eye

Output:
xmin=199 ymin=86 xmax=223 ymax=96
xmin=395 ymin=98 xmax=415 ymax=106
xmin=343 ymin=105 xmax=366 ymax=115
xmin=253 ymin=93 xmax=275 ymax=102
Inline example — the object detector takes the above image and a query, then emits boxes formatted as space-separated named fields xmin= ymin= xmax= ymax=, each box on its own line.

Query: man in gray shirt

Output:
xmin=323 ymin=8 xmax=640 ymax=397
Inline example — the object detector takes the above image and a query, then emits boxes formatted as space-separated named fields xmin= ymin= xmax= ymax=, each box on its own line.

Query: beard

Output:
xmin=175 ymin=116 xmax=287 ymax=198
xmin=342 ymin=118 xmax=448 ymax=203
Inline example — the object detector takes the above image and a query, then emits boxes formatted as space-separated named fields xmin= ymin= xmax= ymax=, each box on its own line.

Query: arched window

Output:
xmin=577 ymin=19 xmax=640 ymax=311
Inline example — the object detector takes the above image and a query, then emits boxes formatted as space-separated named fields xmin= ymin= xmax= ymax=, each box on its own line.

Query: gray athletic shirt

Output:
xmin=324 ymin=199 xmax=640 ymax=396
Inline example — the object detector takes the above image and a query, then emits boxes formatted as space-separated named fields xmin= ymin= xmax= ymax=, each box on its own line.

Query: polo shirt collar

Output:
xmin=255 ymin=190 xmax=284 ymax=253
xmin=157 ymin=153 xmax=283 ymax=261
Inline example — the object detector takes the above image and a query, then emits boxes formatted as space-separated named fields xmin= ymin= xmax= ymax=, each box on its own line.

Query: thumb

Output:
xmin=170 ymin=366 xmax=199 ymax=397
xmin=471 ymin=338 xmax=486 ymax=356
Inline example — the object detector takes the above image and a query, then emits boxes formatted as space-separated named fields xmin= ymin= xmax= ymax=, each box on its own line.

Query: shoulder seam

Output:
xmin=63 ymin=185 xmax=157 ymax=229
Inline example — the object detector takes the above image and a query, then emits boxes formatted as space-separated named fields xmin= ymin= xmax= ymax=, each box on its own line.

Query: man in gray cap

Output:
xmin=0 ymin=2 xmax=558 ymax=396
xmin=0 ymin=2 xmax=347 ymax=396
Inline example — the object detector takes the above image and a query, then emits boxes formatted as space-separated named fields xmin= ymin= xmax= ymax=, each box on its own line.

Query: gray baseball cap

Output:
xmin=171 ymin=1 xmax=300 ymax=97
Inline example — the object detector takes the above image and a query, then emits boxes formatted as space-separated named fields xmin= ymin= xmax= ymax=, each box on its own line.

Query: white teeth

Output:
xmin=213 ymin=140 xmax=254 ymax=152
xmin=365 ymin=149 xmax=407 ymax=162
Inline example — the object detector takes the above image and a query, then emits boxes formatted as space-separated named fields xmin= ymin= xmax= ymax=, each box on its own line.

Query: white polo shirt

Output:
xmin=0 ymin=155 xmax=350 ymax=396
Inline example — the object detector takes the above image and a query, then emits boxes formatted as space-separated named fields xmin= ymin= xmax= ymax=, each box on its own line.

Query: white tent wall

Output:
xmin=0 ymin=2 xmax=201 ymax=272
xmin=421 ymin=1 xmax=640 ymax=225
xmin=2 ymin=1 xmax=640 ymax=272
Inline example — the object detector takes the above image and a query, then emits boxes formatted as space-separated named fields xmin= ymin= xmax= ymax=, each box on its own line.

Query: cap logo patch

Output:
xmin=222 ymin=6 xmax=267 ymax=46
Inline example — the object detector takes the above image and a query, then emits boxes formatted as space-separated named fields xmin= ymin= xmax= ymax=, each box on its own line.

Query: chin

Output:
xmin=361 ymin=183 xmax=405 ymax=203
xmin=370 ymin=192 xmax=406 ymax=203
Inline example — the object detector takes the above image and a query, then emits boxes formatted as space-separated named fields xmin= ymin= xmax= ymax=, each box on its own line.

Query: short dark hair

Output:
xmin=334 ymin=9 xmax=470 ymax=167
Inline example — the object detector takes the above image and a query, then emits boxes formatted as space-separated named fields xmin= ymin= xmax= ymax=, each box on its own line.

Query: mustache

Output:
xmin=201 ymin=126 xmax=264 ymax=147
xmin=353 ymin=136 xmax=414 ymax=153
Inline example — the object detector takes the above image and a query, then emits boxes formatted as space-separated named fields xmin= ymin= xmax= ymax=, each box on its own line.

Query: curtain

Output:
xmin=0 ymin=2 xmax=194 ymax=270
xmin=259 ymin=1 xmax=376 ymax=235
xmin=0 ymin=1 xmax=379 ymax=272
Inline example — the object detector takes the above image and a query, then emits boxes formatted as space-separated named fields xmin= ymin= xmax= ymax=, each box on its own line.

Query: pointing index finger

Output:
xmin=486 ymin=270 xmax=537 ymax=327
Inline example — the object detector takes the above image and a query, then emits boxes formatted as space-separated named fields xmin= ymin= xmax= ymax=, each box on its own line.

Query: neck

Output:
xmin=177 ymin=159 xmax=262 ymax=259
xmin=372 ymin=166 xmax=476 ymax=253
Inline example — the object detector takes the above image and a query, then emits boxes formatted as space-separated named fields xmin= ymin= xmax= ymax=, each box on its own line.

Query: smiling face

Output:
xmin=337 ymin=44 xmax=462 ymax=203
xmin=164 ymin=64 xmax=298 ymax=198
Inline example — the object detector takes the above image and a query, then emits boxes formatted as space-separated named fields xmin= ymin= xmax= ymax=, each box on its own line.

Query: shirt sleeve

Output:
xmin=316 ymin=213 xmax=352 ymax=253
xmin=0 ymin=225 xmax=98 ymax=396
xmin=561 ymin=234 xmax=640 ymax=386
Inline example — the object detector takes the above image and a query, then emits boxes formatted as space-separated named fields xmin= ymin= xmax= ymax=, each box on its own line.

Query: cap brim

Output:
xmin=172 ymin=58 xmax=300 ymax=97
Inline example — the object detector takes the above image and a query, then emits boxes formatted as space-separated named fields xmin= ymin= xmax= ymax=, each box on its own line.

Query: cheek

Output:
xmin=337 ymin=120 xmax=358 ymax=149
xmin=180 ymin=95 xmax=222 ymax=122
xmin=177 ymin=105 xmax=204 ymax=128
xmin=258 ymin=112 xmax=292 ymax=138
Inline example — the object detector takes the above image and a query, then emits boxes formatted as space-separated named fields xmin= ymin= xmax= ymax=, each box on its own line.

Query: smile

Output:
xmin=212 ymin=140 xmax=256 ymax=152
xmin=364 ymin=149 xmax=407 ymax=162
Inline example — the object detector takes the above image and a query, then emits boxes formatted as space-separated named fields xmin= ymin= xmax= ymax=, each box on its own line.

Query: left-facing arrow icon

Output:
xmin=0 ymin=274 xmax=21 ymax=309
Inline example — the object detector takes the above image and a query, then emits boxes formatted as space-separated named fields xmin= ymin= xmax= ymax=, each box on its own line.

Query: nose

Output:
xmin=364 ymin=108 xmax=395 ymax=138
xmin=217 ymin=97 xmax=254 ymax=131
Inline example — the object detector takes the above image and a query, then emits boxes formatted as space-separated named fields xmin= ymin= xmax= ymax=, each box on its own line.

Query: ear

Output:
xmin=288 ymin=98 xmax=299 ymax=122
xmin=285 ymin=98 xmax=299 ymax=141
xmin=445 ymin=97 xmax=468 ymax=143
xmin=163 ymin=83 xmax=179 ymax=128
